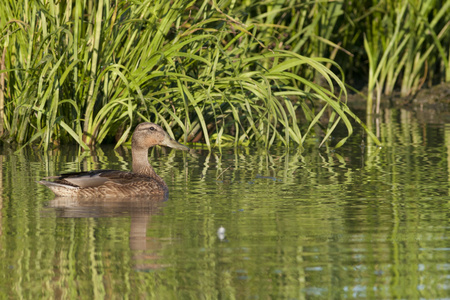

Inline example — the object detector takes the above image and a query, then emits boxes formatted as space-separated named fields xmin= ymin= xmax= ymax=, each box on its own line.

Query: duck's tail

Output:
xmin=38 ymin=180 xmax=79 ymax=197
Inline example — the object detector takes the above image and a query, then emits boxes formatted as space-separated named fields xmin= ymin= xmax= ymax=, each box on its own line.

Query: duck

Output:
xmin=38 ymin=122 xmax=190 ymax=198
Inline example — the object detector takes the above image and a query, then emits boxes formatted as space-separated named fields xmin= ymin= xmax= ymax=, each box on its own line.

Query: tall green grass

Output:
xmin=1 ymin=0 xmax=376 ymax=150
xmin=2 ymin=0 xmax=449 ymax=149
xmin=363 ymin=0 xmax=450 ymax=114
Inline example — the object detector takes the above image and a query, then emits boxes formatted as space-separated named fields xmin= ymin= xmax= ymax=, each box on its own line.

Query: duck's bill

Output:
xmin=161 ymin=135 xmax=190 ymax=151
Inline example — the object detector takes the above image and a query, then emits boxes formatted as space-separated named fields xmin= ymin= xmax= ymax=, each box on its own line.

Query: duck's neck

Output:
xmin=131 ymin=147 xmax=158 ymax=177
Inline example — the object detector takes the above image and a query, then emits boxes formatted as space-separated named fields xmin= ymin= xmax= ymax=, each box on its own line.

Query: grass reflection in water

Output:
xmin=1 ymin=121 xmax=450 ymax=299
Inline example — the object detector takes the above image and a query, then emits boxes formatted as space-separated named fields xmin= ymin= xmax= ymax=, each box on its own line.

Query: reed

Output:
xmin=1 ymin=0 xmax=376 ymax=150
xmin=7 ymin=0 xmax=449 ymax=149
xmin=361 ymin=0 xmax=450 ymax=113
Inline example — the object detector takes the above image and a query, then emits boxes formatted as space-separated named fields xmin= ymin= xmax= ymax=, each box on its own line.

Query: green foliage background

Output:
xmin=1 ymin=0 xmax=448 ymax=149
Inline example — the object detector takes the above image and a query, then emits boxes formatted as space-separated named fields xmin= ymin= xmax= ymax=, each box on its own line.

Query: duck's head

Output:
xmin=132 ymin=122 xmax=190 ymax=151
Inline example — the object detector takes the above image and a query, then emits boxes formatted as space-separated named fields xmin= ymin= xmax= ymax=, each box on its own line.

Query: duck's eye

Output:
xmin=149 ymin=126 xmax=156 ymax=131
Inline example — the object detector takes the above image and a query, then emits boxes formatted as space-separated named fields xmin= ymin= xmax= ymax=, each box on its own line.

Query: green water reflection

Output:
xmin=1 ymin=110 xmax=450 ymax=299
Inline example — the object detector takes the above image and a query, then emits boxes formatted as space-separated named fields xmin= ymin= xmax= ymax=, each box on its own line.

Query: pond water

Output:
xmin=1 ymin=108 xmax=450 ymax=299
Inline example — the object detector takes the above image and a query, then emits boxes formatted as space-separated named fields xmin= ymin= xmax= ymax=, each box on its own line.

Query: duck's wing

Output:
xmin=45 ymin=170 xmax=138 ymax=188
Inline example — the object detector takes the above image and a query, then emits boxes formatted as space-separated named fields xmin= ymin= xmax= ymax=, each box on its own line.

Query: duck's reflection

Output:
xmin=47 ymin=196 xmax=167 ymax=270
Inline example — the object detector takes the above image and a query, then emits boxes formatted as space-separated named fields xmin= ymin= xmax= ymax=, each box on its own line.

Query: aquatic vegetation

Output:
xmin=2 ymin=0 xmax=448 ymax=150
xmin=363 ymin=0 xmax=450 ymax=114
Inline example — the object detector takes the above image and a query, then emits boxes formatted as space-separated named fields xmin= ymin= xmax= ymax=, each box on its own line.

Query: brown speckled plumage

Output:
xmin=38 ymin=123 xmax=189 ymax=198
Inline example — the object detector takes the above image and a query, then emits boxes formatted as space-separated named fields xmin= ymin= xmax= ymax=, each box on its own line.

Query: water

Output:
xmin=1 ymin=110 xmax=450 ymax=299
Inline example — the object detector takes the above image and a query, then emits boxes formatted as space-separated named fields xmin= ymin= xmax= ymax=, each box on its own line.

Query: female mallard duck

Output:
xmin=38 ymin=122 xmax=189 ymax=198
